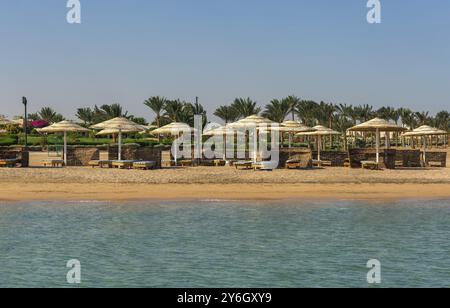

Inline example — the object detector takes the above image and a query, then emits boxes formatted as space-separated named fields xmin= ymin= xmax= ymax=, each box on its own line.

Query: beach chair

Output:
xmin=133 ymin=161 xmax=156 ymax=170
xmin=42 ymin=159 xmax=64 ymax=168
xmin=180 ymin=160 xmax=194 ymax=167
xmin=427 ymin=161 xmax=443 ymax=167
xmin=0 ymin=159 xmax=18 ymax=168
xmin=361 ymin=160 xmax=380 ymax=170
xmin=213 ymin=159 xmax=226 ymax=167
xmin=112 ymin=160 xmax=135 ymax=169
xmin=234 ymin=161 xmax=253 ymax=170
xmin=312 ymin=160 xmax=332 ymax=167
xmin=253 ymin=161 xmax=278 ymax=171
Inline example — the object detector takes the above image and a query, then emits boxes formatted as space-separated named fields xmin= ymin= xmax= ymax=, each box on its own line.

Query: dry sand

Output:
xmin=1 ymin=166 xmax=450 ymax=202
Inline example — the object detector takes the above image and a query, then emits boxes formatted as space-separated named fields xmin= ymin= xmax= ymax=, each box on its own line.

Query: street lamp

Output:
xmin=22 ymin=97 xmax=28 ymax=148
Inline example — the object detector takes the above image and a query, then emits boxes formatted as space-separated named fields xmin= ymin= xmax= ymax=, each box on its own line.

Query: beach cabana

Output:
xmin=228 ymin=115 xmax=275 ymax=163
xmin=151 ymin=122 xmax=196 ymax=165
xmin=348 ymin=118 xmax=407 ymax=164
xmin=296 ymin=125 xmax=341 ymax=162
xmin=91 ymin=117 xmax=145 ymax=161
xmin=38 ymin=120 xmax=90 ymax=166
xmin=402 ymin=125 xmax=448 ymax=165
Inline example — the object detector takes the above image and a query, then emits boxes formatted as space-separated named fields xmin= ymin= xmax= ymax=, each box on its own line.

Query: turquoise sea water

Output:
xmin=0 ymin=199 xmax=449 ymax=288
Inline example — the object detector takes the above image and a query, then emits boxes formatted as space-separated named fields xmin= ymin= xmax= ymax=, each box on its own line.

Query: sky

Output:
xmin=1 ymin=0 xmax=449 ymax=123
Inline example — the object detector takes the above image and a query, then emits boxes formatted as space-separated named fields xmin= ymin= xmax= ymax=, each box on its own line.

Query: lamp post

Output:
xmin=22 ymin=97 xmax=28 ymax=148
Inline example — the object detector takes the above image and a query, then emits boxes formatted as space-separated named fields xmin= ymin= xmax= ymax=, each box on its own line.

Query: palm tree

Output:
xmin=76 ymin=108 xmax=95 ymax=126
xmin=284 ymin=96 xmax=300 ymax=121
xmin=100 ymin=103 xmax=128 ymax=119
xmin=164 ymin=100 xmax=185 ymax=122
xmin=435 ymin=111 xmax=450 ymax=131
xmin=317 ymin=101 xmax=336 ymax=128
xmin=214 ymin=106 xmax=239 ymax=124
xmin=262 ymin=99 xmax=290 ymax=123
xmin=38 ymin=107 xmax=64 ymax=123
xmin=190 ymin=100 xmax=208 ymax=127
xmin=415 ymin=111 xmax=430 ymax=126
xmin=399 ymin=108 xmax=416 ymax=129
xmin=355 ymin=104 xmax=375 ymax=122
xmin=144 ymin=96 xmax=167 ymax=128
xmin=295 ymin=100 xmax=319 ymax=127
xmin=336 ymin=104 xmax=357 ymax=124
xmin=231 ymin=98 xmax=261 ymax=118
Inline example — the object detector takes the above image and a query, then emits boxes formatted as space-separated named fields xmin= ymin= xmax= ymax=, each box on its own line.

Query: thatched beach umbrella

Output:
xmin=91 ymin=117 xmax=145 ymax=161
xmin=228 ymin=115 xmax=275 ymax=163
xmin=0 ymin=129 xmax=7 ymax=134
xmin=348 ymin=118 xmax=407 ymax=164
xmin=402 ymin=125 xmax=448 ymax=164
xmin=0 ymin=117 xmax=13 ymax=126
xmin=39 ymin=120 xmax=90 ymax=165
xmin=296 ymin=125 xmax=341 ymax=161
xmin=151 ymin=122 xmax=196 ymax=164
xmin=270 ymin=121 xmax=314 ymax=148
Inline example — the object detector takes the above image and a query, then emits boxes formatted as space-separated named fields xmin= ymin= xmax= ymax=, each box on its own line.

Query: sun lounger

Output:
xmin=361 ymin=160 xmax=380 ymax=170
xmin=42 ymin=159 xmax=64 ymax=168
xmin=285 ymin=159 xmax=301 ymax=169
xmin=133 ymin=161 xmax=156 ymax=170
xmin=112 ymin=160 xmax=135 ymax=169
xmin=234 ymin=161 xmax=253 ymax=170
xmin=88 ymin=160 xmax=113 ymax=168
xmin=312 ymin=160 xmax=332 ymax=167
xmin=213 ymin=159 xmax=226 ymax=167
xmin=428 ymin=161 xmax=443 ymax=167
xmin=0 ymin=159 xmax=18 ymax=168
xmin=253 ymin=161 xmax=278 ymax=171
xmin=180 ymin=160 xmax=194 ymax=167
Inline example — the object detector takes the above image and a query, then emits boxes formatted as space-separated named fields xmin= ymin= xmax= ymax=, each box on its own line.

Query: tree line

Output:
xmin=13 ymin=96 xmax=450 ymax=133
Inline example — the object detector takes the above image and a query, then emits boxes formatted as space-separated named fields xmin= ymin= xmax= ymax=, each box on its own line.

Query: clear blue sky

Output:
xmin=1 ymin=0 xmax=449 ymax=122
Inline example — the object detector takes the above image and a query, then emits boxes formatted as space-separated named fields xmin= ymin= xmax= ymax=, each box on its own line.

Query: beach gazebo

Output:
xmin=264 ymin=121 xmax=314 ymax=148
xmin=203 ymin=126 xmax=245 ymax=160
xmin=38 ymin=120 xmax=90 ymax=165
xmin=91 ymin=117 xmax=145 ymax=161
xmin=228 ymin=115 xmax=275 ymax=163
xmin=402 ymin=125 xmax=448 ymax=164
xmin=151 ymin=122 xmax=196 ymax=165
xmin=296 ymin=125 xmax=341 ymax=162
xmin=348 ymin=118 xmax=407 ymax=164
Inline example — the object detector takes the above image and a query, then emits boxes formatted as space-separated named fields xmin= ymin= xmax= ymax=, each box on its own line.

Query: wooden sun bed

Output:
xmin=285 ymin=159 xmax=302 ymax=169
xmin=312 ymin=160 xmax=332 ymax=167
xmin=0 ymin=159 xmax=18 ymax=168
xmin=427 ymin=161 xmax=443 ymax=167
xmin=252 ymin=161 xmax=278 ymax=171
xmin=112 ymin=160 xmax=135 ymax=169
xmin=133 ymin=161 xmax=156 ymax=170
xmin=213 ymin=159 xmax=226 ymax=167
xmin=89 ymin=160 xmax=113 ymax=168
xmin=180 ymin=160 xmax=194 ymax=167
xmin=42 ymin=159 xmax=64 ymax=168
xmin=361 ymin=160 xmax=380 ymax=170
xmin=234 ymin=161 xmax=253 ymax=170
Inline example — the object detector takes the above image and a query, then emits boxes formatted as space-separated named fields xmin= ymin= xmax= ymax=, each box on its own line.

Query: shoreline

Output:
xmin=1 ymin=182 xmax=450 ymax=202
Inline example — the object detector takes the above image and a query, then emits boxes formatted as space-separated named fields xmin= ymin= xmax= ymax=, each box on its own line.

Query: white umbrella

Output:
xmin=38 ymin=120 xmax=90 ymax=165
xmin=151 ymin=122 xmax=196 ymax=165
xmin=228 ymin=115 xmax=275 ymax=163
xmin=348 ymin=118 xmax=407 ymax=164
xmin=402 ymin=125 xmax=448 ymax=165
xmin=296 ymin=125 xmax=341 ymax=161
xmin=91 ymin=117 xmax=145 ymax=161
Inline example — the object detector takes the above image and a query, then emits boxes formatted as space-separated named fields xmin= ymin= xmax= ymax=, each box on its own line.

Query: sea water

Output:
xmin=0 ymin=199 xmax=449 ymax=288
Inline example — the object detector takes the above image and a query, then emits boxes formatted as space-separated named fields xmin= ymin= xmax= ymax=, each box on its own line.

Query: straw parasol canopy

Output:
xmin=296 ymin=126 xmax=341 ymax=161
xmin=0 ymin=117 xmax=14 ymax=126
xmin=347 ymin=118 xmax=406 ymax=164
xmin=402 ymin=125 xmax=448 ymax=164
xmin=39 ymin=121 xmax=90 ymax=165
xmin=150 ymin=122 xmax=196 ymax=164
xmin=0 ymin=129 xmax=7 ymax=134
xmin=91 ymin=117 xmax=146 ymax=161
xmin=228 ymin=115 xmax=275 ymax=162
xmin=260 ymin=120 xmax=314 ymax=148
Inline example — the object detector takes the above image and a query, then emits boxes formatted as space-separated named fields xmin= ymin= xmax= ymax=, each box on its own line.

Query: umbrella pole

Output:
xmin=318 ymin=136 xmax=321 ymax=161
xmin=423 ymin=136 xmax=427 ymax=166
xmin=64 ymin=131 xmax=67 ymax=166
xmin=253 ymin=128 xmax=257 ymax=163
xmin=376 ymin=128 xmax=380 ymax=164
xmin=288 ymin=133 xmax=292 ymax=149
xmin=118 ymin=130 xmax=122 ymax=161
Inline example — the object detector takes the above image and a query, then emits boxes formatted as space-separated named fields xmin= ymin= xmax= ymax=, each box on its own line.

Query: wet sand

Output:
xmin=1 ymin=167 xmax=450 ymax=201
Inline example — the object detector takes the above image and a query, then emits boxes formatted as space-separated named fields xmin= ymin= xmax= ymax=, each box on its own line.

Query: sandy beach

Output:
xmin=1 ymin=166 xmax=450 ymax=202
